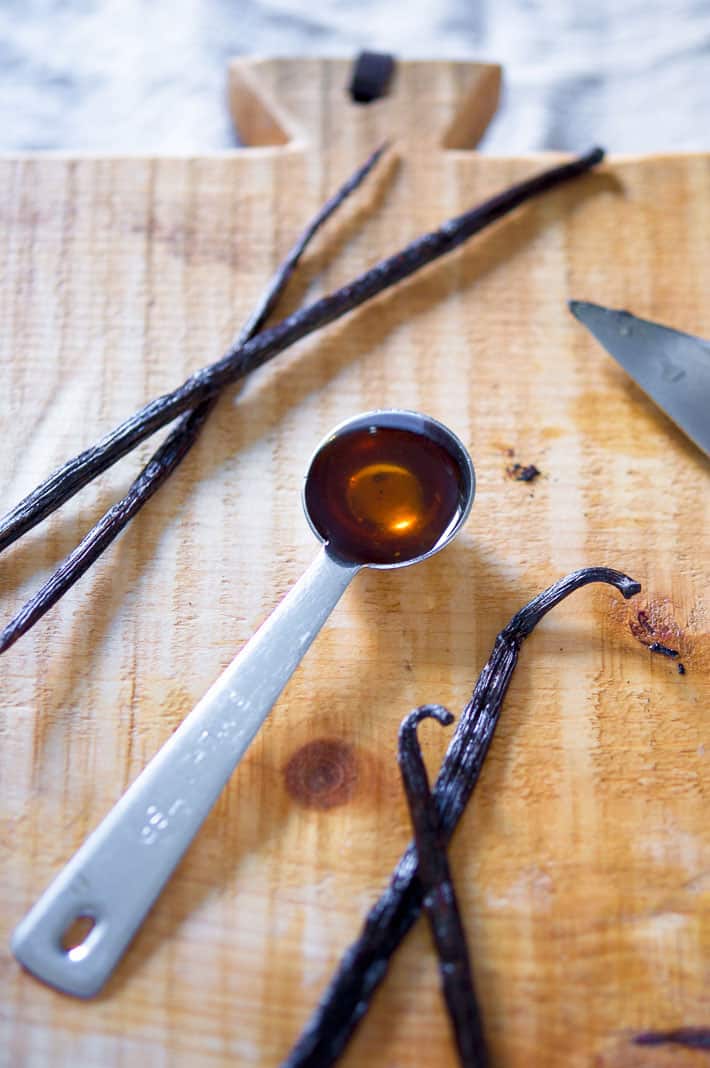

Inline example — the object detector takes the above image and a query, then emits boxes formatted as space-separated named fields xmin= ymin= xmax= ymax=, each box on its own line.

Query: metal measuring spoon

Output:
xmin=12 ymin=409 xmax=475 ymax=997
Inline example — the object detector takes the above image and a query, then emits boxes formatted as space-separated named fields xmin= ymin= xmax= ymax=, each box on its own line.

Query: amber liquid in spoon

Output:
xmin=305 ymin=425 xmax=464 ymax=565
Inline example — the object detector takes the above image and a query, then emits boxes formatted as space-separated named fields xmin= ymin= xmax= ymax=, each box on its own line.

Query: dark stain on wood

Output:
xmin=628 ymin=602 xmax=686 ymax=656
xmin=284 ymin=738 xmax=359 ymax=810
xmin=633 ymin=1027 xmax=710 ymax=1051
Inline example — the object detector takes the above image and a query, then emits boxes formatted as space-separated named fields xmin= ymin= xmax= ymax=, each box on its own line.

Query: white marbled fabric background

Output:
xmin=1 ymin=0 xmax=710 ymax=152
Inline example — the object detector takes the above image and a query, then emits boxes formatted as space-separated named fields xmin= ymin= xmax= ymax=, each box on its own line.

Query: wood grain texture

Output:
xmin=1 ymin=59 xmax=708 ymax=1068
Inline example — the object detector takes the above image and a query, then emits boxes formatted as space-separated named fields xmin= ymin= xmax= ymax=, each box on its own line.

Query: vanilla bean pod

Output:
xmin=398 ymin=705 xmax=488 ymax=1068
xmin=282 ymin=567 xmax=640 ymax=1068
xmin=0 ymin=145 xmax=387 ymax=653
xmin=0 ymin=148 xmax=604 ymax=554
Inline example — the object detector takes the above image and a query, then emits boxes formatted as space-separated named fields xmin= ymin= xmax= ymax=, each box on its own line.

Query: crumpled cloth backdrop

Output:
xmin=2 ymin=0 xmax=709 ymax=152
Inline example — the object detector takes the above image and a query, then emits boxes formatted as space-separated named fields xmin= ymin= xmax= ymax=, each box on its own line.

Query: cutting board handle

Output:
xmin=227 ymin=57 xmax=502 ymax=153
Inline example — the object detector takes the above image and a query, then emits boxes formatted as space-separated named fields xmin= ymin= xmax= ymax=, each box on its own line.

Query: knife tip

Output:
xmin=568 ymin=299 xmax=590 ymax=319
xmin=569 ymin=299 xmax=610 ymax=320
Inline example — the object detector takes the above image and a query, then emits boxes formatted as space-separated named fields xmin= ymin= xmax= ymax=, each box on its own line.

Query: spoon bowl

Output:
xmin=303 ymin=409 xmax=475 ymax=569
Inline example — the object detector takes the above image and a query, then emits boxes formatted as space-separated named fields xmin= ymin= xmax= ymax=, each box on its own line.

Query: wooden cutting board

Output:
xmin=1 ymin=59 xmax=708 ymax=1068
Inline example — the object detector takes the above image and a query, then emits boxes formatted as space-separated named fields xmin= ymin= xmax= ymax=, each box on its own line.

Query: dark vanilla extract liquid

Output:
xmin=305 ymin=425 xmax=464 ymax=565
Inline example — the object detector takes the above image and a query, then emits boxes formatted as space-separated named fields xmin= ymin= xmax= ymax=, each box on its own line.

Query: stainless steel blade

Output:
xmin=569 ymin=300 xmax=710 ymax=458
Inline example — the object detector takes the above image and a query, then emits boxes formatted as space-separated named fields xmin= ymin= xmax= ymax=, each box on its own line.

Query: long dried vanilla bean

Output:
xmin=398 ymin=705 xmax=488 ymax=1068
xmin=0 ymin=145 xmax=387 ymax=653
xmin=0 ymin=148 xmax=604 ymax=554
xmin=282 ymin=567 xmax=640 ymax=1067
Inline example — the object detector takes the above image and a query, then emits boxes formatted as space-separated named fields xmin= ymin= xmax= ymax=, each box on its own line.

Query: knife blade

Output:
xmin=569 ymin=300 xmax=710 ymax=458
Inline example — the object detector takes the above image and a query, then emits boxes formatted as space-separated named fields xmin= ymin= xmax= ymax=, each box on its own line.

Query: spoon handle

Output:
xmin=12 ymin=548 xmax=359 ymax=998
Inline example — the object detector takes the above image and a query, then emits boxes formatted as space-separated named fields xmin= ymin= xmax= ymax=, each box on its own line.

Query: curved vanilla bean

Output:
xmin=282 ymin=567 xmax=640 ymax=1068
xmin=398 ymin=705 xmax=488 ymax=1068
xmin=0 ymin=148 xmax=604 ymax=554
xmin=0 ymin=144 xmax=388 ymax=653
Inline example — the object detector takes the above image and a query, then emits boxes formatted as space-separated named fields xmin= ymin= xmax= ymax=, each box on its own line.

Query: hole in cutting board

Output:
xmin=60 ymin=915 xmax=96 ymax=959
